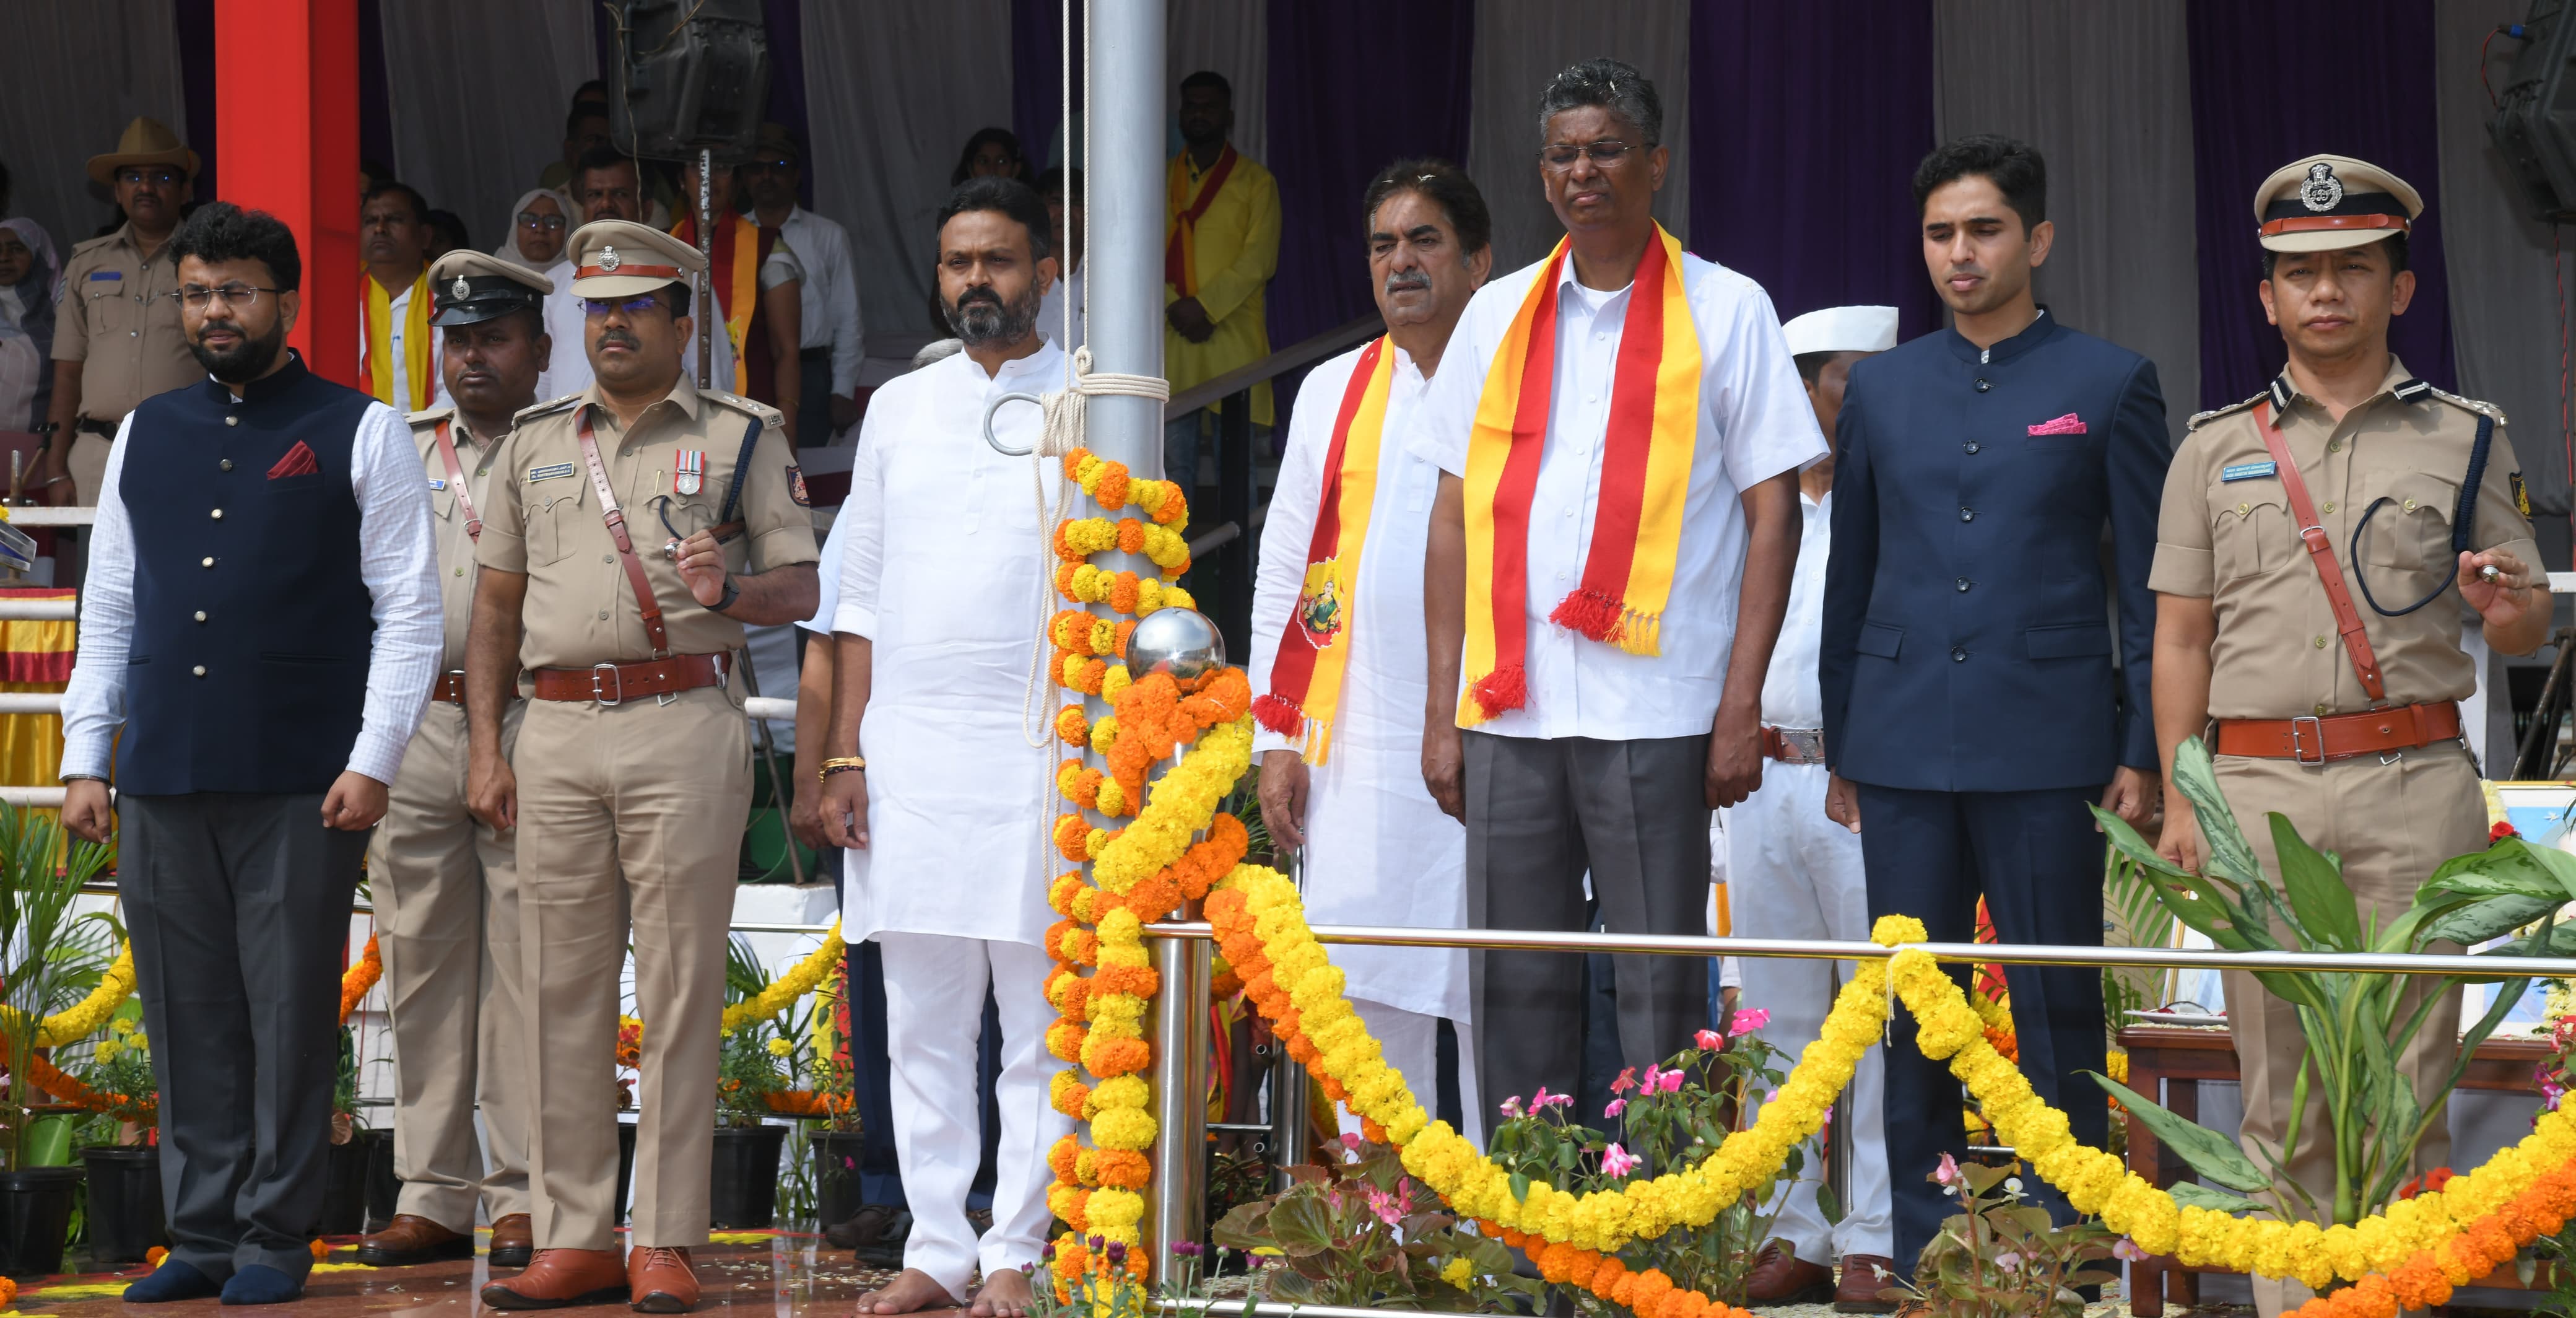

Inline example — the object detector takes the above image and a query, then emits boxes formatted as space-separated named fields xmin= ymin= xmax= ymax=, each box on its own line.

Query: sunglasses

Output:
xmin=580 ymin=295 xmax=666 ymax=317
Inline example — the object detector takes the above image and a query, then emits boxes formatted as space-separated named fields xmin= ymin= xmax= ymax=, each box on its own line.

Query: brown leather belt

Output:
xmin=2212 ymin=700 xmax=2461 ymax=765
xmin=529 ymin=653 xmax=728 ymax=705
xmin=433 ymin=671 xmax=466 ymax=704
xmin=1760 ymin=725 xmax=1827 ymax=766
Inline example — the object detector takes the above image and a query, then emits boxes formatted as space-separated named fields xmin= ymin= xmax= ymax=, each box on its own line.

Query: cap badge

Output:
xmin=2300 ymin=162 xmax=2344 ymax=213
xmin=598 ymin=245 xmax=622 ymax=272
xmin=451 ymin=276 xmax=472 ymax=300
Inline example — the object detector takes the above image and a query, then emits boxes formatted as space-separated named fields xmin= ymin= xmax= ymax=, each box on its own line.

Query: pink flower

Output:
xmin=1993 ymin=1251 xmax=2022 ymax=1272
xmin=1340 ymin=1132 xmax=1362 ymax=1150
xmin=1530 ymin=1087 xmax=1572 ymax=1111
xmin=1600 ymin=1143 xmax=1642 ymax=1177
xmin=1934 ymin=1153 xmax=1962 ymax=1187
xmin=1728 ymin=1007 xmax=1772 ymax=1037
xmin=1694 ymin=1028 xmax=1723 ymax=1050
xmin=1658 ymin=1070 xmax=1686 ymax=1094
xmin=1610 ymin=1067 xmax=1638 ymax=1096
xmin=2112 ymin=1239 xmax=2150 ymax=1263
xmin=1365 ymin=1187 xmax=1405 ymax=1227
xmin=1499 ymin=1095 xmax=1524 ymax=1119
xmin=1604 ymin=1098 xmax=1626 ymax=1119
xmin=1638 ymin=1064 xmax=1664 ymax=1093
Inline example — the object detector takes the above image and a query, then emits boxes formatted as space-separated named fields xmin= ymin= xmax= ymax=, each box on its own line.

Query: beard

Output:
xmin=189 ymin=316 xmax=286 ymax=384
xmin=944 ymin=282 xmax=1040 ymax=347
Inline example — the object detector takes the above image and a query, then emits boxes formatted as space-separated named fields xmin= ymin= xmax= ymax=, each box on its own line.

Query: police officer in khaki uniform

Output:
xmin=466 ymin=219 xmax=819 ymax=1312
xmin=2150 ymin=155 xmax=2551 ymax=1318
xmin=355 ymin=251 xmax=552 ymax=1272
xmin=43 ymin=118 xmax=202 ymax=508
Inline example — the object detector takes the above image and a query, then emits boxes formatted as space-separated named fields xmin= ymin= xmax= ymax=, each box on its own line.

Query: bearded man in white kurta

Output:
xmin=1251 ymin=160 xmax=1493 ymax=1143
xmin=819 ymin=178 xmax=1068 ymax=1318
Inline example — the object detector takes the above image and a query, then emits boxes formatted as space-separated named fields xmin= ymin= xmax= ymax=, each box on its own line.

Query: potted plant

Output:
xmin=73 ymin=1010 xmax=165 ymax=1265
xmin=710 ymin=937 xmax=798 ymax=1228
xmin=1883 ymin=1156 xmax=2121 ymax=1317
xmin=316 ymin=1025 xmax=371 ymax=1236
xmin=1209 ymin=1137 xmax=1542 ymax=1311
xmin=802 ymin=962 xmax=866 ymax=1231
xmin=0 ymin=801 xmax=116 ymax=1276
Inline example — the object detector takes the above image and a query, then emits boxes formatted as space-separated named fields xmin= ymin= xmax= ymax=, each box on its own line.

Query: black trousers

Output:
xmin=1464 ymin=731 xmax=1711 ymax=1119
xmin=120 ymin=792 xmax=368 ymax=1281
xmin=798 ymin=347 xmax=835 ymax=446
xmin=1855 ymin=782 xmax=2109 ymax=1273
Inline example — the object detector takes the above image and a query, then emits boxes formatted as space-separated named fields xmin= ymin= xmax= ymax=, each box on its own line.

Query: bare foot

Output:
xmin=968 ymin=1268 xmax=1037 ymax=1318
xmin=856 ymin=1268 xmax=961 ymax=1315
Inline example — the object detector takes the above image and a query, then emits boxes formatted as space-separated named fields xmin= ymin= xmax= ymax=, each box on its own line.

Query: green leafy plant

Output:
xmin=1887 ymin=1156 xmax=2120 ymax=1317
xmin=718 ymin=936 xmax=806 ymax=1127
xmin=0 ymin=803 xmax=118 ymax=1171
xmin=1211 ymin=1138 xmax=1541 ymax=1311
xmin=2093 ymin=735 xmax=2566 ymax=1226
xmin=2101 ymin=842 xmax=2178 ymax=1027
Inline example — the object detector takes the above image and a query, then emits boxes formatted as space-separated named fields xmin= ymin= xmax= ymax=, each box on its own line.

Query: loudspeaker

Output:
xmin=2490 ymin=0 xmax=2576 ymax=224
xmin=606 ymin=0 xmax=771 ymax=162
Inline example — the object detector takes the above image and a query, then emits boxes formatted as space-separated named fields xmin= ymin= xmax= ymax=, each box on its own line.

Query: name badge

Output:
xmin=87 ymin=271 xmax=121 ymax=282
xmin=427 ymin=478 xmax=448 ymax=491
xmin=2221 ymin=461 xmax=2278 ymax=482
xmin=527 ymin=463 xmax=576 ymax=484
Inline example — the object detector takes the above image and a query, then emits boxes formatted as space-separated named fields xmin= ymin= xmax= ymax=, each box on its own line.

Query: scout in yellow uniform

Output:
xmin=355 ymin=251 xmax=552 ymax=1272
xmin=464 ymin=219 xmax=820 ymax=1312
xmin=2149 ymin=155 xmax=2551 ymax=1318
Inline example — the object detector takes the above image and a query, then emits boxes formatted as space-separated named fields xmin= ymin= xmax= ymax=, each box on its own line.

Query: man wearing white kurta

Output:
xmin=1726 ymin=305 xmax=1898 ymax=1310
xmin=1250 ymin=161 xmax=1493 ymax=1145
xmin=819 ymin=178 xmax=1068 ymax=1318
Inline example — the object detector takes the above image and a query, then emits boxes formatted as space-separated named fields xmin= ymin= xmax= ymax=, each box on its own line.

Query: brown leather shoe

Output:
xmin=1743 ymin=1241 xmax=1835 ymax=1304
xmin=355 ymin=1214 xmax=474 ymax=1267
xmin=481 ymin=1247 xmax=631 ymax=1309
xmin=1835 ymin=1254 xmax=1901 ymax=1312
xmin=627 ymin=1246 xmax=698 ymax=1313
xmin=489 ymin=1213 xmax=535 ymax=1269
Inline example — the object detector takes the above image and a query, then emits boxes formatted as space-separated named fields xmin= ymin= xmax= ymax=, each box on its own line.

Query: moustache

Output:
xmin=1383 ymin=269 xmax=1432 ymax=295
xmin=596 ymin=330 xmax=640 ymax=350
xmin=956 ymin=287 xmax=1003 ymax=308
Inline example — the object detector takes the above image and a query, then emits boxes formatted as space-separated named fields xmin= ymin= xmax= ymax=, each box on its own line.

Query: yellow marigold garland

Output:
xmin=616 ymin=921 xmax=849 ymax=1049
xmin=2 ymin=943 xmax=137 ymax=1045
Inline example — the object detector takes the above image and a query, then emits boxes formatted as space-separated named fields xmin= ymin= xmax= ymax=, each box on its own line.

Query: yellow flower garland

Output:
xmin=619 ymin=920 xmax=849 ymax=1045
xmin=0 ymin=944 xmax=137 ymax=1046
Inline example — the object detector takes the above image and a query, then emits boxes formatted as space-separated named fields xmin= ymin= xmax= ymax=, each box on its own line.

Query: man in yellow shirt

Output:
xmin=1164 ymin=69 xmax=1280 ymax=495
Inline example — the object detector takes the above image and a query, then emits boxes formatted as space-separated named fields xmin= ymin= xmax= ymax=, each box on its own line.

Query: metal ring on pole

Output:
xmin=983 ymin=390 xmax=1048 ymax=456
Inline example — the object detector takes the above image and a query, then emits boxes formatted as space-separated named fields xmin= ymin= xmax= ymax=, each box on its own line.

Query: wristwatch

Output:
xmin=709 ymin=577 xmax=741 ymax=614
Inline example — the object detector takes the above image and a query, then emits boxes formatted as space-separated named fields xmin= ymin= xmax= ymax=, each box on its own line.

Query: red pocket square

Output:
xmin=2027 ymin=412 xmax=2087 ymax=436
xmin=267 ymin=442 xmax=320 ymax=479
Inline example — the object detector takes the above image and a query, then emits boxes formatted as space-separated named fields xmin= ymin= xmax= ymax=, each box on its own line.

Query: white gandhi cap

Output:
xmin=1782 ymin=305 xmax=1899 ymax=357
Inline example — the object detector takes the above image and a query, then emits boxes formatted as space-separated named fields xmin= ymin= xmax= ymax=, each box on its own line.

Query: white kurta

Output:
xmin=1247 ymin=341 xmax=1467 ymax=1022
xmin=833 ymin=341 xmax=1064 ymax=949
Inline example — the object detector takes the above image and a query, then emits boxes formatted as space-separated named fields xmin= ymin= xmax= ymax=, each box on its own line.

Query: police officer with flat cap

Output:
xmin=2149 ymin=154 xmax=2549 ymax=1318
xmin=355 ymin=250 xmax=551 ymax=1272
xmin=466 ymin=219 xmax=819 ymax=1312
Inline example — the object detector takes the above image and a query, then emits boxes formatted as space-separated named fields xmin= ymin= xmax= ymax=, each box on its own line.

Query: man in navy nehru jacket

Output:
xmin=1819 ymin=136 xmax=2168 ymax=1278
xmin=59 ymin=203 xmax=442 ymax=1307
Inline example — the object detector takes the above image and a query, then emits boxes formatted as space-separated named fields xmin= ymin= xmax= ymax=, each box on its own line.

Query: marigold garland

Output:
xmin=616 ymin=922 xmax=848 ymax=1057
xmin=2 ymin=943 xmax=138 ymax=1046
xmin=338 ymin=935 xmax=382 ymax=1024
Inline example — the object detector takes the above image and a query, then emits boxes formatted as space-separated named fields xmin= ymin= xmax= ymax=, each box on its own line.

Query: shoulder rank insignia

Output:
xmin=2187 ymin=391 xmax=2266 ymax=432
xmin=2427 ymin=386 xmax=2508 ymax=426
xmin=2513 ymin=471 xmax=2531 ymax=518
xmin=702 ymin=388 xmax=786 ymax=427
xmin=514 ymin=393 xmax=585 ymax=425
xmin=676 ymin=449 xmax=704 ymax=496
xmin=787 ymin=463 xmax=811 ymax=507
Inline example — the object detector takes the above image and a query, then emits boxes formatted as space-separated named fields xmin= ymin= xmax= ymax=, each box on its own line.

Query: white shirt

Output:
xmin=536 ymin=260 xmax=732 ymax=404
xmin=360 ymin=281 xmax=450 ymax=411
xmin=1039 ymin=263 xmax=1085 ymax=354
xmin=61 ymin=390 xmax=444 ymax=785
xmin=759 ymin=207 xmax=866 ymax=396
xmin=832 ymin=340 xmax=1066 ymax=947
xmin=1760 ymin=490 xmax=1830 ymax=729
xmin=1245 ymin=339 xmax=1466 ymax=1019
xmin=1405 ymin=249 xmax=1825 ymax=741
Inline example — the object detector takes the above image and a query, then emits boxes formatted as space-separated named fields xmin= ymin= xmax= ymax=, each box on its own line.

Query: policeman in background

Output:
xmin=465 ymin=219 xmax=820 ymax=1312
xmin=354 ymin=251 xmax=550 ymax=1273
xmin=2149 ymin=155 xmax=2549 ymax=1318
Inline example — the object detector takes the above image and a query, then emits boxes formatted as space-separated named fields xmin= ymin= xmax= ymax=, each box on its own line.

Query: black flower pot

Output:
xmin=708 ymin=1124 xmax=789 ymax=1229
xmin=357 ymin=1128 xmax=398 ymax=1232
xmin=79 ymin=1145 xmax=165 ymax=1265
xmin=316 ymin=1137 xmax=371 ymax=1236
xmin=809 ymin=1129 xmax=868 ymax=1231
xmin=612 ymin=1120 xmax=637 ymax=1226
xmin=1 ymin=1165 xmax=85 ymax=1277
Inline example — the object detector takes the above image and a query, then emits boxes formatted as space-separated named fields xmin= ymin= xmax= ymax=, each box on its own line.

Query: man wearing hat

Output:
xmin=2149 ymin=154 xmax=2548 ymax=1317
xmin=1734 ymin=304 xmax=1898 ymax=1310
xmin=41 ymin=116 xmax=202 ymax=512
xmin=741 ymin=123 xmax=865 ymax=442
xmin=466 ymin=218 xmax=819 ymax=1312
xmin=353 ymin=250 xmax=552 ymax=1273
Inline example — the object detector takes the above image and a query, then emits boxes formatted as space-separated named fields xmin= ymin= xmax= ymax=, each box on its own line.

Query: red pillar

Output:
xmin=215 ymin=0 xmax=358 ymax=386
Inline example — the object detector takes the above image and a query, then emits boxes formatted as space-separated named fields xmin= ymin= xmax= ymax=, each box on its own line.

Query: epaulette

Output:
xmin=66 ymin=232 xmax=121 ymax=258
xmin=2187 ymin=391 xmax=2266 ymax=432
xmin=513 ymin=393 xmax=585 ymax=425
xmin=2427 ymin=386 xmax=2507 ymax=426
xmin=406 ymin=402 xmax=456 ymax=427
xmin=702 ymin=389 xmax=786 ymax=427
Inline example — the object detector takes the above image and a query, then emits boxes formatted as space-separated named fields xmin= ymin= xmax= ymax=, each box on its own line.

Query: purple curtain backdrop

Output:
xmin=1689 ymin=0 xmax=1940 ymax=342
xmin=1264 ymin=0 xmax=1477 ymax=349
xmin=2186 ymin=0 xmax=2453 ymax=408
xmin=1012 ymin=0 xmax=1085 ymax=174
xmin=175 ymin=0 xmax=217 ymax=205
xmin=762 ymin=0 xmax=816 ymax=207
xmin=357 ymin=0 xmax=394 ymax=180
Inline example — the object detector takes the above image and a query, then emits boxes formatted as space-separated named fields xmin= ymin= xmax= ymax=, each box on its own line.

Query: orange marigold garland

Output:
xmin=339 ymin=934 xmax=383 ymax=1023
xmin=2288 ymin=1159 xmax=2576 ymax=1317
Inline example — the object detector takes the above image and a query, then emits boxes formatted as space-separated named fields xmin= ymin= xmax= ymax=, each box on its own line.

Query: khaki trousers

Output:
xmin=368 ymin=699 xmax=529 ymax=1231
xmin=515 ymin=687 xmax=750 ymax=1250
xmin=2215 ymin=745 xmax=2479 ymax=1318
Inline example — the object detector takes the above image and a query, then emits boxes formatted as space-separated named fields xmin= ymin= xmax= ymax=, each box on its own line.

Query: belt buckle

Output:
xmin=2289 ymin=714 xmax=2325 ymax=766
xmin=1783 ymin=728 xmax=1825 ymax=763
xmin=591 ymin=662 xmax=625 ymax=707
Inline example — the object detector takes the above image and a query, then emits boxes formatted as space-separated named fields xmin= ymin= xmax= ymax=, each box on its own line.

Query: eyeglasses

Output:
xmin=178 ymin=283 xmax=280 ymax=310
xmin=116 ymin=168 xmax=183 ymax=188
xmin=580 ymin=295 xmax=666 ymax=317
xmin=1538 ymin=141 xmax=1638 ymax=171
xmin=518 ymin=211 xmax=568 ymax=232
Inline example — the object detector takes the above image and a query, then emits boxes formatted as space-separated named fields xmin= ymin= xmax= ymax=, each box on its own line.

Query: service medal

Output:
xmin=676 ymin=449 xmax=704 ymax=496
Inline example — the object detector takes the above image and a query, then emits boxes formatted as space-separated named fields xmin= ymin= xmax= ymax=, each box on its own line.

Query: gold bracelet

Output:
xmin=817 ymin=756 xmax=867 ymax=783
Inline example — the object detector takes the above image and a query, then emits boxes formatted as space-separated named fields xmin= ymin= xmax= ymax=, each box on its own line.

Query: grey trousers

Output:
xmin=1463 ymin=731 xmax=1711 ymax=1117
xmin=120 ymin=792 xmax=370 ymax=1282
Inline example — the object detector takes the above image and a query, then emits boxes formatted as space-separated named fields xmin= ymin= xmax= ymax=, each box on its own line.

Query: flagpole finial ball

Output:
xmin=1125 ymin=608 xmax=1227 ymax=689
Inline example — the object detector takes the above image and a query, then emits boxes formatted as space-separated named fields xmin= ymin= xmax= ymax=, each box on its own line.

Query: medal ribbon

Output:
xmin=1251 ymin=336 xmax=1392 ymax=765
xmin=1458 ymin=224 xmax=1702 ymax=725
xmin=362 ymin=267 xmax=435 ymax=411
xmin=1163 ymin=145 xmax=1238 ymax=297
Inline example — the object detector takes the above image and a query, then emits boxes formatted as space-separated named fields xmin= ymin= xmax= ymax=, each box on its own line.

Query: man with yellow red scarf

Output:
xmin=1412 ymin=59 xmax=1819 ymax=1130
xmin=670 ymin=155 xmax=804 ymax=441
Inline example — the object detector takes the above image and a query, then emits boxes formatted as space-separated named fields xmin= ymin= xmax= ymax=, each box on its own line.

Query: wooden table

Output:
xmin=2118 ymin=1024 xmax=2550 ymax=1315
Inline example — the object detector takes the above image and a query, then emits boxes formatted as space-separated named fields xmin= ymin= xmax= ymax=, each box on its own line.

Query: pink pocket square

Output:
xmin=2027 ymin=413 xmax=2087 ymax=436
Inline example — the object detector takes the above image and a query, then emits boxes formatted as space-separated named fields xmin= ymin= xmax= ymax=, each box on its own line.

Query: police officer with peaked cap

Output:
xmin=2148 ymin=154 xmax=2551 ymax=1318
xmin=464 ymin=219 xmax=819 ymax=1312
xmin=355 ymin=250 xmax=553 ymax=1272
